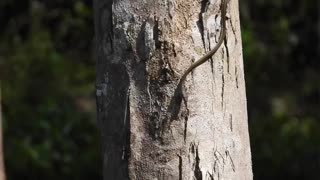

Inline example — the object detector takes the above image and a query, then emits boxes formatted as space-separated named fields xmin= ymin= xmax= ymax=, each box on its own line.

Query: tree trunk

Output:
xmin=94 ymin=0 xmax=252 ymax=179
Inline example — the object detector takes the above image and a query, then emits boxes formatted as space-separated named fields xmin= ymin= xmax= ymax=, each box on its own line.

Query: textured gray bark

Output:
xmin=94 ymin=0 xmax=252 ymax=179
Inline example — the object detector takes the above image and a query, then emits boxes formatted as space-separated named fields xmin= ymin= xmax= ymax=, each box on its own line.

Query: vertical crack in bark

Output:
xmin=209 ymin=48 xmax=216 ymax=101
xmin=235 ymin=66 xmax=239 ymax=88
xmin=197 ymin=0 xmax=210 ymax=48
xmin=172 ymin=43 xmax=177 ymax=57
xmin=167 ymin=79 xmax=186 ymax=122
xmin=226 ymin=150 xmax=236 ymax=172
xmin=122 ymin=88 xmax=131 ymax=161
xmin=229 ymin=17 xmax=238 ymax=44
xmin=229 ymin=114 xmax=233 ymax=132
xmin=153 ymin=17 xmax=162 ymax=49
xmin=183 ymin=114 xmax=188 ymax=143
xmin=212 ymin=148 xmax=226 ymax=179
xmin=207 ymin=171 xmax=214 ymax=180
xmin=224 ymin=36 xmax=230 ymax=73
xmin=177 ymin=154 xmax=183 ymax=180
xmin=162 ymin=41 xmax=176 ymax=77
xmin=208 ymin=29 xmax=215 ymax=77
xmin=221 ymin=69 xmax=225 ymax=108
xmin=210 ymin=56 xmax=215 ymax=78
xmin=213 ymin=160 xmax=218 ymax=173
xmin=194 ymin=144 xmax=203 ymax=180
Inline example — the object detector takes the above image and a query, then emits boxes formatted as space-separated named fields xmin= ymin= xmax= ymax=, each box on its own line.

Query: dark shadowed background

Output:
xmin=0 ymin=0 xmax=319 ymax=179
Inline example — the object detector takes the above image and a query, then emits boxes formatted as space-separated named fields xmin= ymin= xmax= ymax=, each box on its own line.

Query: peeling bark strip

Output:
xmin=94 ymin=0 xmax=252 ymax=179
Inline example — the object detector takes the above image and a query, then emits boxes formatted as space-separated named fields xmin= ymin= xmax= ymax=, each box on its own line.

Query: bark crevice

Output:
xmin=197 ymin=0 xmax=210 ymax=48
xmin=177 ymin=154 xmax=183 ymax=180
xmin=221 ymin=70 xmax=225 ymax=108
xmin=235 ymin=66 xmax=239 ymax=88
xmin=224 ymin=35 xmax=230 ymax=73
xmin=194 ymin=144 xmax=203 ymax=180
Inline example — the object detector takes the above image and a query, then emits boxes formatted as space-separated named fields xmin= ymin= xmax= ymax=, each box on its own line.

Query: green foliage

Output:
xmin=241 ymin=0 xmax=320 ymax=179
xmin=1 ymin=0 xmax=100 ymax=179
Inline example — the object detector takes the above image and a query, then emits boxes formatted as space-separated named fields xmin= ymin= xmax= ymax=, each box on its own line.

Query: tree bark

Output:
xmin=94 ymin=0 xmax=252 ymax=179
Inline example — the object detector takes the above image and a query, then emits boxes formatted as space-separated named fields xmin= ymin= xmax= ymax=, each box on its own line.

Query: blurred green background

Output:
xmin=0 ymin=0 xmax=318 ymax=179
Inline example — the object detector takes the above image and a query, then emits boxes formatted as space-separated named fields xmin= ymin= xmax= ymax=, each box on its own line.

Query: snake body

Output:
xmin=179 ymin=0 xmax=228 ymax=83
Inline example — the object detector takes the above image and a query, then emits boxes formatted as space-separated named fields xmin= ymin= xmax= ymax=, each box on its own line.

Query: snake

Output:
xmin=179 ymin=0 xmax=229 ymax=84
